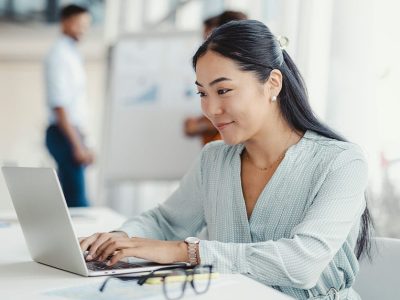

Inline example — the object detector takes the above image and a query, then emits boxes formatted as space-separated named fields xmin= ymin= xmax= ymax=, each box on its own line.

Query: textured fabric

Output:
xmin=44 ymin=34 xmax=87 ymax=128
xmin=118 ymin=130 xmax=367 ymax=300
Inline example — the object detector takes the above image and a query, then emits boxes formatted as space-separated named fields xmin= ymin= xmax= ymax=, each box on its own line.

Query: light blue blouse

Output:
xmin=118 ymin=130 xmax=368 ymax=299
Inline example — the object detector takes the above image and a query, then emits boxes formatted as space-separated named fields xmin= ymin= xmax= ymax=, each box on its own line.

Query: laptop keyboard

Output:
xmin=86 ymin=260 xmax=142 ymax=271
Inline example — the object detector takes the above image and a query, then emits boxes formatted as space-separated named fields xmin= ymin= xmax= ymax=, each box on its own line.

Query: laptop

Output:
xmin=1 ymin=166 xmax=182 ymax=276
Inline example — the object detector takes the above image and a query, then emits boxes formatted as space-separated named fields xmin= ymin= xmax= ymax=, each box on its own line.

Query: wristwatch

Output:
xmin=184 ymin=237 xmax=200 ymax=266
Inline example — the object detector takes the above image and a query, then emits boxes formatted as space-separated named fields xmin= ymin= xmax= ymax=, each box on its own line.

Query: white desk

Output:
xmin=0 ymin=207 xmax=293 ymax=300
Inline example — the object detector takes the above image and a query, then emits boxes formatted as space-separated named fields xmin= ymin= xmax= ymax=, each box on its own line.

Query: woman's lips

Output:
xmin=216 ymin=121 xmax=234 ymax=130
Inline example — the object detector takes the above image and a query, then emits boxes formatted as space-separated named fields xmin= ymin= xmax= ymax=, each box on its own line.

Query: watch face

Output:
xmin=185 ymin=237 xmax=200 ymax=244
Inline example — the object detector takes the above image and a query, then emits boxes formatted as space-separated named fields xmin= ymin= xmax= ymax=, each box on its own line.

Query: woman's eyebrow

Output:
xmin=195 ymin=77 xmax=232 ymax=87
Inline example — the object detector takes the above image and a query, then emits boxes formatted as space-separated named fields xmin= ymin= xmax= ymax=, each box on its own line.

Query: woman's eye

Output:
xmin=217 ymin=89 xmax=232 ymax=95
xmin=196 ymin=91 xmax=206 ymax=97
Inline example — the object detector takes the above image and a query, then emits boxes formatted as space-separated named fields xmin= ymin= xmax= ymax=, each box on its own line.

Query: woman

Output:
xmin=81 ymin=20 xmax=372 ymax=299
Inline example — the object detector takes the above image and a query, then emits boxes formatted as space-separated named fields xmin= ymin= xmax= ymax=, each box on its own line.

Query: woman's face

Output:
xmin=195 ymin=50 xmax=277 ymax=145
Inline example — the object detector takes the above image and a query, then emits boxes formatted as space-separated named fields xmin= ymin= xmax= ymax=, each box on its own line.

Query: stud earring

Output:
xmin=271 ymin=95 xmax=277 ymax=102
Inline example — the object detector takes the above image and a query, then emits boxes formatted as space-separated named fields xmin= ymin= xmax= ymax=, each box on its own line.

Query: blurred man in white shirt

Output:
xmin=44 ymin=4 xmax=93 ymax=207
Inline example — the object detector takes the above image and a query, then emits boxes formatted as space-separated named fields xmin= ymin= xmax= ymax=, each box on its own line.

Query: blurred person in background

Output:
xmin=201 ymin=14 xmax=219 ymax=40
xmin=184 ymin=10 xmax=247 ymax=145
xmin=44 ymin=4 xmax=94 ymax=207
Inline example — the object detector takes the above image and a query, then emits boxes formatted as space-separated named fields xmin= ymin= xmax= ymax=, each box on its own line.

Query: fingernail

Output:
xmin=86 ymin=255 xmax=92 ymax=261
xmin=106 ymin=260 xmax=111 ymax=266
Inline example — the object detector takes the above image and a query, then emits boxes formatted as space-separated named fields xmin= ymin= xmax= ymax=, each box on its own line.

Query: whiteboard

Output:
xmin=102 ymin=31 xmax=203 ymax=181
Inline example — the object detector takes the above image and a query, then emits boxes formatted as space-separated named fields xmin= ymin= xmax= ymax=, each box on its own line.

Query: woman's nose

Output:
xmin=203 ymin=97 xmax=223 ymax=117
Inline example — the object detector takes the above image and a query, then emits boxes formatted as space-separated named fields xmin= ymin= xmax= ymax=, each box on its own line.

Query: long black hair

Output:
xmin=192 ymin=19 xmax=373 ymax=259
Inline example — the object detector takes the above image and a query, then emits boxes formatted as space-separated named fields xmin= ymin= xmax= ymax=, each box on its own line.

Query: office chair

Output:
xmin=353 ymin=237 xmax=400 ymax=300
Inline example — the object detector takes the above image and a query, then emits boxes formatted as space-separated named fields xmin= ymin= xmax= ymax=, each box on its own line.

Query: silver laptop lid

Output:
xmin=1 ymin=167 xmax=88 ymax=276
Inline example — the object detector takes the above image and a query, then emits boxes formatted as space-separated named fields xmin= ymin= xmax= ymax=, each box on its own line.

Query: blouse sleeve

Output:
xmin=198 ymin=147 xmax=368 ymax=290
xmin=116 ymin=148 xmax=206 ymax=240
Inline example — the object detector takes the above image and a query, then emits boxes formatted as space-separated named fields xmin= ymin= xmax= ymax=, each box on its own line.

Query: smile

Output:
xmin=216 ymin=121 xmax=234 ymax=130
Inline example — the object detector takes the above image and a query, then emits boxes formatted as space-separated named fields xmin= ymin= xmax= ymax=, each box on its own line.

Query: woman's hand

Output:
xmin=79 ymin=232 xmax=189 ymax=266
xmin=79 ymin=231 xmax=128 ymax=261
xmin=98 ymin=237 xmax=188 ymax=266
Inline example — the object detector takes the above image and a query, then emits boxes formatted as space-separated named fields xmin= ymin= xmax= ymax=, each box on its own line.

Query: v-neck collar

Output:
xmin=234 ymin=130 xmax=311 ymax=232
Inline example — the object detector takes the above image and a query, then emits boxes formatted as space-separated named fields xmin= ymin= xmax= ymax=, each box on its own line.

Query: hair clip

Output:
xmin=276 ymin=35 xmax=289 ymax=50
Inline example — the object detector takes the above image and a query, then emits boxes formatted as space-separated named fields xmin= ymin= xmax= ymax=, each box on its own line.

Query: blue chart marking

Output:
xmin=125 ymin=85 xmax=159 ymax=105
xmin=0 ymin=221 xmax=10 ymax=228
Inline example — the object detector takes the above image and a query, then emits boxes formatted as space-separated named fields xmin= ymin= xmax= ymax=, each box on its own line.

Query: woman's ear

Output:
xmin=266 ymin=69 xmax=283 ymax=99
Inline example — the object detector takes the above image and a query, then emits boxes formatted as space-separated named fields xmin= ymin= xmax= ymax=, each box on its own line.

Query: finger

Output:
xmin=87 ymin=233 xmax=111 ymax=260
xmin=96 ymin=235 xmax=136 ymax=260
xmin=95 ymin=234 xmax=131 ymax=260
xmin=96 ymin=238 xmax=121 ymax=261
xmin=98 ymin=239 xmax=130 ymax=261
xmin=107 ymin=249 xmax=134 ymax=266
xmin=79 ymin=234 xmax=98 ymax=252
xmin=87 ymin=233 xmax=111 ymax=259
xmin=98 ymin=239 xmax=133 ymax=262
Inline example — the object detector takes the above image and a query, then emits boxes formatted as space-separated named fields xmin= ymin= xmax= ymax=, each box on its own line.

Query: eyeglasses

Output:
xmin=99 ymin=264 xmax=213 ymax=300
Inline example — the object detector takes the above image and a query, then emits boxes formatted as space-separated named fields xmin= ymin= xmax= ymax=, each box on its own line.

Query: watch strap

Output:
xmin=187 ymin=242 xmax=199 ymax=265
xmin=185 ymin=237 xmax=200 ymax=266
